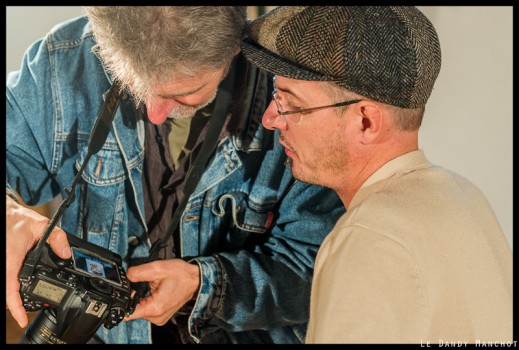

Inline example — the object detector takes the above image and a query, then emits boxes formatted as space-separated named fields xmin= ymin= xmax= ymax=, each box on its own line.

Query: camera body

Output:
xmin=19 ymin=233 xmax=133 ymax=344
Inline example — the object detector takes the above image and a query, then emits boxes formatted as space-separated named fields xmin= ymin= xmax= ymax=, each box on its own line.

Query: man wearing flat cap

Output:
xmin=242 ymin=6 xmax=513 ymax=344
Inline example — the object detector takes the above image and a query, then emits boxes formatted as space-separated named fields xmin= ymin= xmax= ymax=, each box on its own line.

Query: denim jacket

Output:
xmin=6 ymin=16 xmax=345 ymax=344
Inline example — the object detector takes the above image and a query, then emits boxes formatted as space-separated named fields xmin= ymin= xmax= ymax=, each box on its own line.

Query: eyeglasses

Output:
xmin=271 ymin=88 xmax=362 ymax=124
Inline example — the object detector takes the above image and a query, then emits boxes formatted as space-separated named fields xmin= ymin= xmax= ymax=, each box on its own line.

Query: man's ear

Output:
xmin=357 ymin=102 xmax=384 ymax=144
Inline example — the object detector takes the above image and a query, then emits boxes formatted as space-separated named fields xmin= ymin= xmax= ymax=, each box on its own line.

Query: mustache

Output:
xmin=279 ymin=133 xmax=294 ymax=168
xmin=279 ymin=133 xmax=295 ymax=152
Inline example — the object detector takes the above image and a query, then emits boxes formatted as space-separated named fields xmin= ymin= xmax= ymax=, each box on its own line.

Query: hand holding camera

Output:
xmin=18 ymin=232 xmax=134 ymax=344
xmin=7 ymin=83 xmax=147 ymax=344
xmin=5 ymin=197 xmax=71 ymax=329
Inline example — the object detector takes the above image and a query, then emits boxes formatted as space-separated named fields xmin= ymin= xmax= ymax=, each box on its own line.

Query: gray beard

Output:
xmin=167 ymin=89 xmax=218 ymax=120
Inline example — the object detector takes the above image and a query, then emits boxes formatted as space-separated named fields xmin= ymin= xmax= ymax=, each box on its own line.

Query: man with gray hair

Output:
xmin=6 ymin=7 xmax=344 ymax=344
xmin=242 ymin=6 xmax=513 ymax=343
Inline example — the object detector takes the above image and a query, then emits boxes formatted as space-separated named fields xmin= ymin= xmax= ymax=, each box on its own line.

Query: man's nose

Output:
xmin=262 ymin=100 xmax=287 ymax=131
xmin=145 ymin=97 xmax=180 ymax=125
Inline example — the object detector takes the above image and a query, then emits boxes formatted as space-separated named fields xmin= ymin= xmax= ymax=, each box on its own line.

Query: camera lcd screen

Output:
xmin=71 ymin=247 xmax=122 ymax=285
xmin=32 ymin=280 xmax=68 ymax=304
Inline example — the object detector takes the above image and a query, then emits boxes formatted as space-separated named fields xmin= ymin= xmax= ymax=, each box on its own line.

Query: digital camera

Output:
xmin=18 ymin=233 xmax=133 ymax=344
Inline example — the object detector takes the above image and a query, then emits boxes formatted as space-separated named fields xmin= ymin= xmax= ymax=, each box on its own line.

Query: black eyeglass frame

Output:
xmin=272 ymin=89 xmax=362 ymax=116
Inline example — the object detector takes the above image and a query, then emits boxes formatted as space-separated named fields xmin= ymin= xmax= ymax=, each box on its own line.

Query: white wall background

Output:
xmin=6 ymin=6 xmax=513 ymax=250
xmin=417 ymin=6 xmax=513 ymax=251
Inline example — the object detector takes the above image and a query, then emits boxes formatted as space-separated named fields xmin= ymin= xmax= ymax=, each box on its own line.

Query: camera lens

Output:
xmin=20 ymin=308 xmax=66 ymax=344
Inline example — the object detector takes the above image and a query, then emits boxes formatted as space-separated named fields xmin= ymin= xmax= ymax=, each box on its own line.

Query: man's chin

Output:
xmin=167 ymin=112 xmax=196 ymax=121
xmin=287 ymin=158 xmax=322 ymax=187
xmin=166 ymin=105 xmax=200 ymax=120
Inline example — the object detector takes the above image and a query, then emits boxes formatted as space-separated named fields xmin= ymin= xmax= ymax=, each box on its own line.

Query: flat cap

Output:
xmin=242 ymin=6 xmax=441 ymax=108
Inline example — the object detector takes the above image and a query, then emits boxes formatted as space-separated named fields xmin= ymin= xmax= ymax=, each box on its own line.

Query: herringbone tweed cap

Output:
xmin=242 ymin=6 xmax=441 ymax=108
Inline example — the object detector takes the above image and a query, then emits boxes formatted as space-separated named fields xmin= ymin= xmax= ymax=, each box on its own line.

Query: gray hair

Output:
xmin=83 ymin=6 xmax=247 ymax=105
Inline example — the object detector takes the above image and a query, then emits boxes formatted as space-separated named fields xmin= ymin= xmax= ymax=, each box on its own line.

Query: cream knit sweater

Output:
xmin=306 ymin=150 xmax=513 ymax=344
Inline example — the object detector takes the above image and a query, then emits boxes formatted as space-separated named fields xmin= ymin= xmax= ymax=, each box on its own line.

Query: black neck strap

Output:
xmin=19 ymin=82 xmax=122 ymax=282
xmin=147 ymin=61 xmax=237 ymax=261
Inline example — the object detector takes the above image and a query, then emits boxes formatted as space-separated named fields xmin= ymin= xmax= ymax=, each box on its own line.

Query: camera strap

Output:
xmin=19 ymin=82 xmax=122 ymax=282
xmin=147 ymin=61 xmax=237 ymax=262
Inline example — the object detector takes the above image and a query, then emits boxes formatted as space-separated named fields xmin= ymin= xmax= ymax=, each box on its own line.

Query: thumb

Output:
xmin=46 ymin=229 xmax=72 ymax=260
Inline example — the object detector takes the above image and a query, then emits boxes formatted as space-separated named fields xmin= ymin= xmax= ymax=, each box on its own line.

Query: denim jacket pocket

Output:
xmin=77 ymin=140 xmax=128 ymax=186
xmin=75 ymin=141 xmax=128 ymax=250
xmin=212 ymin=192 xmax=275 ymax=235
